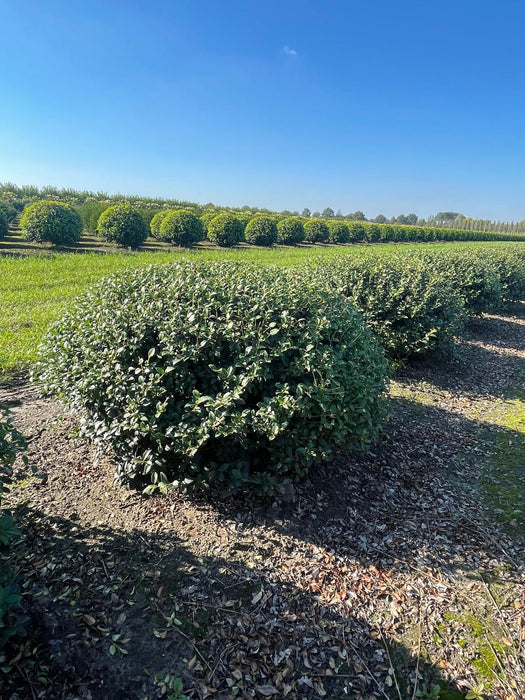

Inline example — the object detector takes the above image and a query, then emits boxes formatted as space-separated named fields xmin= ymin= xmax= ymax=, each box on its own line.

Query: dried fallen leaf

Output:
xmin=255 ymin=684 xmax=279 ymax=696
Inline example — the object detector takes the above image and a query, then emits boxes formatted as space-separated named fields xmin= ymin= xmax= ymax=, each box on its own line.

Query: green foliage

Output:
xmin=207 ymin=214 xmax=244 ymax=247
xmin=422 ymin=251 xmax=503 ymax=315
xmin=159 ymin=210 xmax=204 ymax=247
xmin=327 ymin=221 xmax=350 ymax=244
xmin=0 ymin=213 xmax=7 ymax=240
xmin=303 ymin=219 xmax=329 ymax=243
xmin=199 ymin=212 xmax=217 ymax=239
xmin=277 ymin=217 xmax=305 ymax=245
xmin=309 ymin=253 xmax=465 ymax=360
xmin=75 ymin=201 xmax=110 ymax=232
xmin=20 ymin=200 xmax=83 ymax=246
xmin=0 ymin=201 xmax=17 ymax=225
xmin=244 ymin=216 xmax=278 ymax=247
xmin=0 ymin=410 xmax=27 ymax=648
xmin=485 ymin=249 xmax=525 ymax=303
xmin=96 ymin=204 xmax=148 ymax=249
xmin=36 ymin=261 xmax=387 ymax=494
xmin=150 ymin=210 xmax=169 ymax=240
xmin=347 ymin=221 xmax=366 ymax=242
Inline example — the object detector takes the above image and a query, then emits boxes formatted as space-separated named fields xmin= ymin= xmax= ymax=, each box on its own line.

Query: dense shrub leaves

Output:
xmin=0 ymin=411 xmax=27 ymax=648
xmin=20 ymin=200 xmax=83 ymax=246
xmin=277 ymin=217 xmax=305 ymax=245
xmin=207 ymin=214 xmax=244 ymax=247
xmin=158 ymin=210 xmax=204 ymax=247
xmin=35 ymin=261 xmax=387 ymax=493
xmin=244 ymin=216 xmax=278 ymax=247
xmin=97 ymin=204 xmax=148 ymax=248
xmin=308 ymin=253 xmax=465 ymax=360
xmin=304 ymin=220 xmax=329 ymax=243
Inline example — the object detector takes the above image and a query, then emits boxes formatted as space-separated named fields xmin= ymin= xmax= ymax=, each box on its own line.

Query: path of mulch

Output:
xmin=1 ymin=308 xmax=524 ymax=700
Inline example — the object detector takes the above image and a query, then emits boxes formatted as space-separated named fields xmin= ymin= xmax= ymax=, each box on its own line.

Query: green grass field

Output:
xmin=1 ymin=240 xmax=523 ymax=375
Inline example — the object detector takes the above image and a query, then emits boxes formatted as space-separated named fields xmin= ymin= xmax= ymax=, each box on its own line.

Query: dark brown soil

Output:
xmin=1 ymin=308 xmax=524 ymax=700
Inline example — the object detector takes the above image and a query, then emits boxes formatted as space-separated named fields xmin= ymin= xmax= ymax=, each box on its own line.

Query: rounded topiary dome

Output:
xmin=244 ymin=216 xmax=278 ymax=247
xmin=158 ymin=210 xmax=204 ymax=247
xmin=207 ymin=213 xmax=244 ymax=247
xmin=277 ymin=217 xmax=305 ymax=246
xmin=36 ymin=261 xmax=387 ymax=494
xmin=20 ymin=200 xmax=83 ymax=246
xmin=97 ymin=204 xmax=148 ymax=248
xmin=303 ymin=219 xmax=329 ymax=243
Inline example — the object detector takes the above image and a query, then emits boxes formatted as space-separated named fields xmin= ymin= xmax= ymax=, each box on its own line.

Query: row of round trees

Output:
xmin=150 ymin=209 xmax=347 ymax=248
xmin=16 ymin=201 xmax=388 ymax=249
xmin=19 ymin=200 xmax=522 ymax=249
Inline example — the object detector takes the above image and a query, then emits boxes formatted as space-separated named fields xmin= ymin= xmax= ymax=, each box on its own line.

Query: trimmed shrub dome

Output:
xmin=20 ymin=200 xmax=82 ymax=245
xmin=97 ymin=204 xmax=148 ymax=248
xmin=36 ymin=261 xmax=387 ymax=494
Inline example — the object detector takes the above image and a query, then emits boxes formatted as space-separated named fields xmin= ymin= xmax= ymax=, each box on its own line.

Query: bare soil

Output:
xmin=1 ymin=308 xmax=524 ymax=700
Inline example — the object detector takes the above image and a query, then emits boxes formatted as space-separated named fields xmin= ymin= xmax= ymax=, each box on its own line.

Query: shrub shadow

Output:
xmin=5 ymin=506 xmax=468 ymax=700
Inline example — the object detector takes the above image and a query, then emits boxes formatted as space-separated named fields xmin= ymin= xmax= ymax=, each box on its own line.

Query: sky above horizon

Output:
xmin=1 ymin=0 xmax=524 ymax=220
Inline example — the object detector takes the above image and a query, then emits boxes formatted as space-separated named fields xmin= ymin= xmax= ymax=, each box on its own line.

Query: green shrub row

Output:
xmin=0 ymin=410 xmax=27 ymax=649
xmin=35 ymin=261 xmax=388 ymax=494
xmin=307 ymin=254 xmax=465 ymax=360
xmin=20 ymin=199 xmax=525 ymax=248
xmin=308 ymin=247 xmax=525 ymax=361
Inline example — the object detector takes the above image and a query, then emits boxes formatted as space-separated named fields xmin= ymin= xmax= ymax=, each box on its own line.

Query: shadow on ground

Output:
xmin=3 ymin=506 xmax=468 ymax=700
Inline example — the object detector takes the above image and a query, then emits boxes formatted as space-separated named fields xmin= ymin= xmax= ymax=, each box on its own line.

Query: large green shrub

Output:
xmin=303 ymin=219 xmax=329 ymax=243
xmin=150 ymin=210 xmax=170 ymax=239
xmin=244 ymin=216 xmax=278 ymax=247
xmin=20 ymin=200 xmax=83 ymax=246
xmin=347 ymin=222 xmax=366 ymax=242
xmin=310 ymin=253 xmax=465 ymax=360
xmin=207 ymin=214 xmax=244 ymax=247
xmin=96 ymin=204 xmax=148 ymax=248
xmin=481 ymin=249 xmax=525 ymax=304
xmin=159 ymin=210 xmax=204 ymax=247
xmin=0 ymin=410 xmax=27 ymax=648
xmin=36 ymin=262 xmax=387 ymax=494
xmin=277 ymin=217 xmax=305 ymax=245
xmin=422 ymin=251 xmax=503 ymax=315
xmin=327 ymin=221 xmax=350 ymax=244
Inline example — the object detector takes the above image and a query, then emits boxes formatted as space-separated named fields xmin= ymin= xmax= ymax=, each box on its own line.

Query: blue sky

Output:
xmin=1 ymin=0 xmax=524 ymax=220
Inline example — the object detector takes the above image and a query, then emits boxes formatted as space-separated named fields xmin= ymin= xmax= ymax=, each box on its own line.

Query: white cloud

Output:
xmin=283 ymin=46 xmax=297 ymax=56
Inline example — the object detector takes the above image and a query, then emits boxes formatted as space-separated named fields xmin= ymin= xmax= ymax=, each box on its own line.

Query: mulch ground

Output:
xmin=1 ymin=307 xmax=524 ymax=700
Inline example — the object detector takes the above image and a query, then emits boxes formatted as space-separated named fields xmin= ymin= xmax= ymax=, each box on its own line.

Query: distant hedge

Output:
xmin=150 ymin=210 xmax=169 ymax=239
xmin=36 ymin=261 xmax=387 ymax=494
xmin=0 ymin=213 xmax=7 ymax=240
xmin=304 ymin=219 xmax=329 ymax=243
xmin=277 ymin=217 xmax=305 ymax=245
xmin=0 ymin=201 xmax=16 ymax=225
xmin=244 ymin=216 xmax=278 ymax=247
xmin=159 ymin=210 xmax=204 ymax=247
xmin=96 ymin=205 xmax=148 ymax=248
xmin=20 ymin=200 xmax=83 ymax=246
xmin=207 ymin=214 xmax=244 ymax=247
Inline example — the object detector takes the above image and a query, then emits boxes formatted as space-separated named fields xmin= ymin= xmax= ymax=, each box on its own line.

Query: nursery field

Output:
xmin=1 ymin=242 xmax=525 ymax=699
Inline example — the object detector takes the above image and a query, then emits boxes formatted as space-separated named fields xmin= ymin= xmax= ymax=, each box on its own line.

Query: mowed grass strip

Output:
xmin=1 ymin=241 xmax=522 ymax=375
